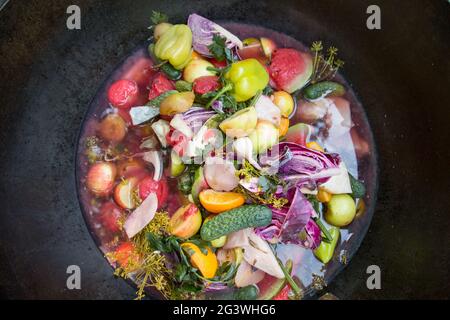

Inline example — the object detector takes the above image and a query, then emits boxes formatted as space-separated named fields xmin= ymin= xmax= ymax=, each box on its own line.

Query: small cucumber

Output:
xmin=303 ymin=81 xmax=345 ymax=100
xmin=234 ymin=285 xmax=259 ymax=300
xmin=349 ymin=173 xmax=366 ymax=198
xmin=200 ymin=205 xmax=272 ymax=241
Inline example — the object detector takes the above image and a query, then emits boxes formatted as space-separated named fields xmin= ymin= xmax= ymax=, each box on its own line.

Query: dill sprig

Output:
xmin=309 ymin=41 xmax=344 ymax=84
xmin=109 ymin=211 xmax=174 ymax=300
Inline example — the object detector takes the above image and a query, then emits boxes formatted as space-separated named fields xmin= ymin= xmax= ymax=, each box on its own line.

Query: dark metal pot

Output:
xmin=0 ymin=0 xmax=449 ymax=299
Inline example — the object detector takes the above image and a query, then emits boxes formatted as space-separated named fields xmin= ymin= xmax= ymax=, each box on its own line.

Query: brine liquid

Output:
xmin=76 ymin=23 xmax=377 ymax=299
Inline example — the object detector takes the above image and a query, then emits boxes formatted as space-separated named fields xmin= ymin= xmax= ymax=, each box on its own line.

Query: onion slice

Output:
xmin=123 ymin=193 xmax=158 ymax=238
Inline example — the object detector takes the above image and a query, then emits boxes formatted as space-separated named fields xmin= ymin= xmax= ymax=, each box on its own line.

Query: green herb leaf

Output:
xmin=208 ymin=35 xmax=228 ymax=61
xmin=150 ymin=11 xmax=168 ymax=25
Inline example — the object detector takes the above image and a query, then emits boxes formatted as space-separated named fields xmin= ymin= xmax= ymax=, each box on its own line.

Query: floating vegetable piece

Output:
xmin=123 ymin=193 xmax=158 ymax=238
xmin=284 ymin=123 xmax=311 ymax=146
xmin=314 ymin=226 xmax=340 ymax=263
xmin=142 ymin=150 xmax=163 ymax=181
xmin=238 ymin=38 xmax=268 ymax=64
xmin=170 ymin=114 xmax=193 ymax=138
xmin=151 ymin=119 xmax=170 ymax=147
xmin=199 ymin=189 xmax=245 ymax=214
xmin=254 ymin=95 xmax=281 ymax=127
xmin=325 ymin=194 xmax=356 ymax=227
xmin=224 ymin=59 xmax=270 ymax=102
xmin=319 ymin=161 xmax=352 ymax=194
xmin=248 ymin=120 xmax=279 ymax=154
xmin=219 ymin=106 xmax=258 ymax=138
xmin=114 ymin=177 xmax=139 ymax=209
xmin=154 ymin=24 xmax=193 ymax=70
xmin=234 ymin=260 xmax=265 ymax=288
xmin=159 ymin=91 xmax=195 ymax=116
xmin=272 ymin=91 xmax=294 ymax=118
xmin=204 ymin=157 xmax=239 ymax=192
xmin=107 ymin=79 xmax=139 ymax=109
xmin=233 ymin=137 xmax=261 ymax=169
xmin=303 ymin=81 xmax=345 ymax=100
xmin=269 ymin=48 xmax=313 ymax=93
xmin=148 ymin=44 xmax=182 ymax=80
xmin=169 ymin=203 xmax=202 ymax=238
xmin=181 ymin=242 xmax=218 ymax=279
xmin=234 ymin=285 xmax=259 ymax=300
xmin=98 ymin=114 xmax=127 ymax=143
xmin=86 ymin=162 xmax=117 ymax=197
xmin=258 ymin=260 xmax=292 ymax=300
xmin=256 ymin=187 xmax=312 ymax=245
xmin=138 ymin=175 xmax=168 ymax=207
xmin=317 ymin=188 xmax=332 ymax=203
xmin=129 ymin=106 xmax=159 ymax=125
xmin=243 ymin=231 xmax=284 ymax=278
xmin=170 ymin=149 xmax=185 ymax=177
xmin=183 ymin=58 xmax=215 ymax=83
xmin=296 ymin=99 xmax=328 ymax=124
xmin=187 ymin=13 xmax=243 ymax=57
xmin=260 ymin=37 xmax=277 ymax=58
xmin=191 ymin=166 xmax=209 ymax=204
xmin=200 ymin=205 xmax=272 ymax=241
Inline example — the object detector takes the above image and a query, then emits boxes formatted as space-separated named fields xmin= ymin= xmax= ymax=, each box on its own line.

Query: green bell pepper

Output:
xmin=224 ymin=58 xmax=269 ymax=102
xmin=314 ymin=226 xmax=340 ymax=264
xmin=154 ymin=24 xmax=192 ymax=70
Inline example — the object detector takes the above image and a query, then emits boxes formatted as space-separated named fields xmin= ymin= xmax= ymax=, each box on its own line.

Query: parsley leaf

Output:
xmin=150 ymin=11 xmax=168 ymax=25
xmin=208 ymin=35 xmax=228 ymax=62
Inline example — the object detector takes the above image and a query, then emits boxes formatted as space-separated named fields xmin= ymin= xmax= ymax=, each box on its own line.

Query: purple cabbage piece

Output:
xmin=255 ymin=142 xmax=341 ymax=249
xmin=256 ymin=187 xmax=319 ymax=248
xmin=182 ymin=107 xmax=215 ymax=132
xmin=187 ymin=13 xmax=243 ymax=57
xmin=269 ymin=142 xmax=341 ymax=186
xmin=297 ymin=219 xmax=322 ymax=249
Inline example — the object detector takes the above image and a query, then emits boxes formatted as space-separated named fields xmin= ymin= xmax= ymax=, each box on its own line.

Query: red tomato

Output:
xmin=114 ymin=242 xmax=138 ymax=267
xmin=122 ymin=57 xmax=155 ymax=89
xmin=148 ymin=73 xmax=175 ymax=100
xmin=209 ymin=57 xmax=227 ymax=68
xmin=193 ymin=75 xmax=220 ymax=95
xmin=273 ymin=285 xmax=291 ymax=300
xmin=138 ymin=176 xmax=168 ymax=208
xmin=98 ymin=201 xmax=123 ymax=233
xmin=107 ymin=79 xmax=139 ymax=109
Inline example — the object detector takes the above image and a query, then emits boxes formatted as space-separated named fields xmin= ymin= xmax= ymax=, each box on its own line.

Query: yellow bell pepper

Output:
xmin=154 ymin=24 xmax=193 ymax=70
xmin=224 ymin=58 xmax=269 ymax=102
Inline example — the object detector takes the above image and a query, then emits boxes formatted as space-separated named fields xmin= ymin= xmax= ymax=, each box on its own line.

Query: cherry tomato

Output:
xmin=114 ymin=242 xmax=139 ymax=267
xmin=107 ymin=79 xmax=139 ymax=109
xmin=193 ymin=75 xmax=220 ymax=95
xmin=98 ymin=201 xmax=123 ymax=233
xmin=98 ymin=114 xmax=127 ymax=143
xmin=148 ymin=73 xmax=175 ymax=100
xmin=138 ymin=176 xmax=168 ymax=208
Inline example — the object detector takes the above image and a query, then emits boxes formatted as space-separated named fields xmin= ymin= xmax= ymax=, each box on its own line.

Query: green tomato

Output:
xmin=325 ymin=194 xmax=356 ymax=227
xmin=210 ymin=235 xmax=227 ymax=248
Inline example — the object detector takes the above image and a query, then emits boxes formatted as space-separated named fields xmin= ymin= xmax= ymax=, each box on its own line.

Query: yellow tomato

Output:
xmin=272 ymin=91 xmax=294 ymax=117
